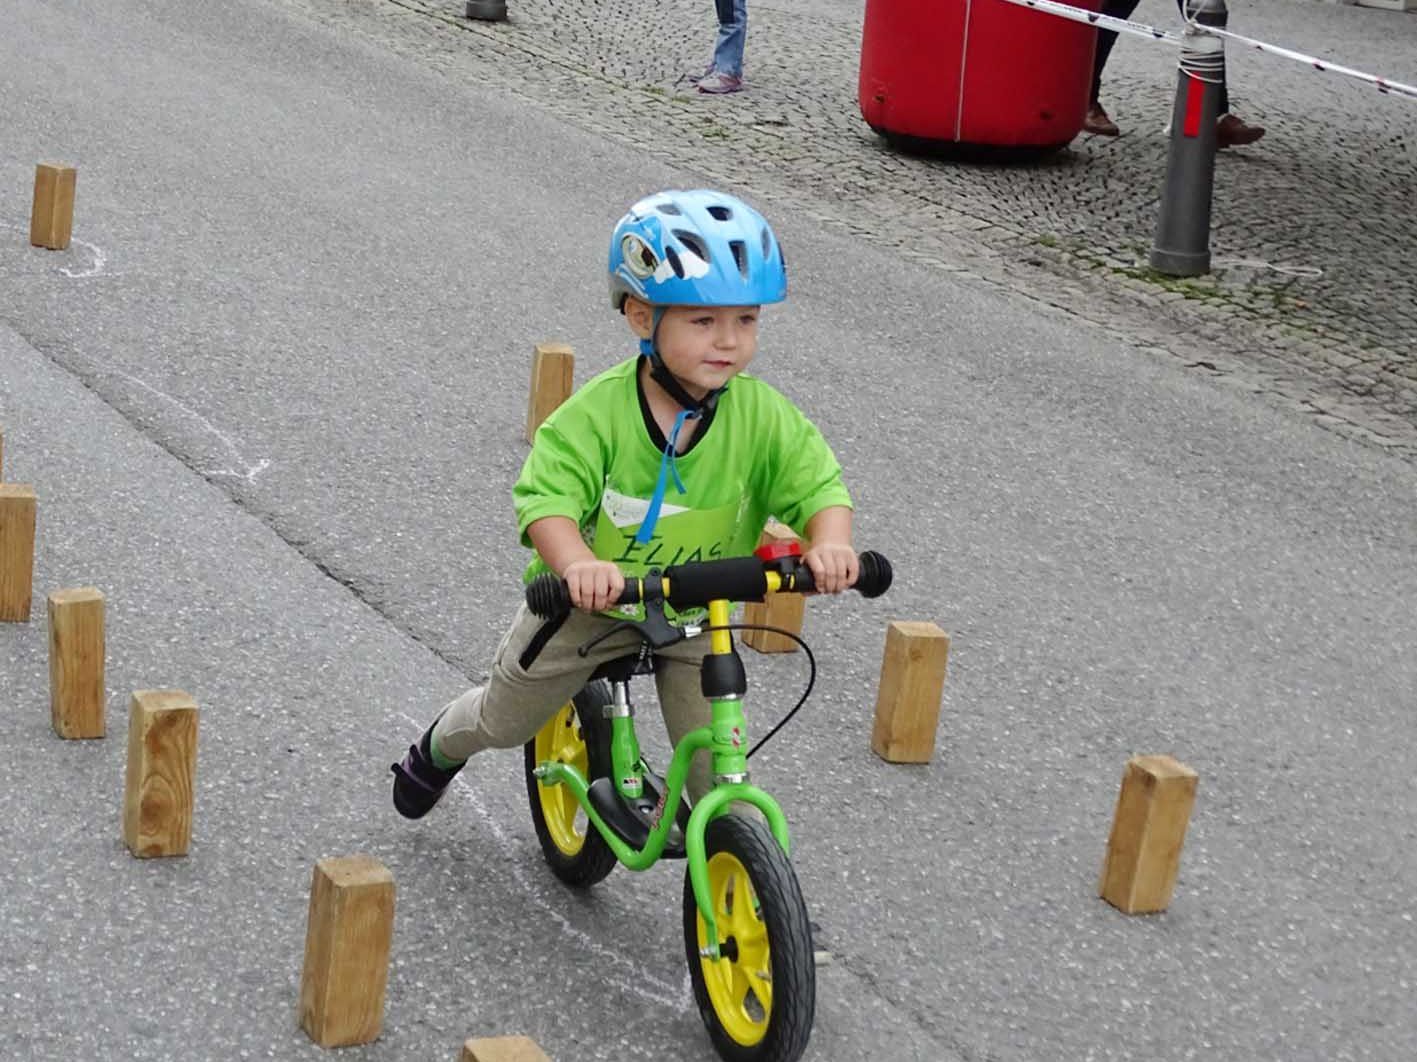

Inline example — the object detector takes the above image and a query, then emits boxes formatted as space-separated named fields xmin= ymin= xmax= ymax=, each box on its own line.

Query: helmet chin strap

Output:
xmin=640 ymin=309 xmax=724 ymax=414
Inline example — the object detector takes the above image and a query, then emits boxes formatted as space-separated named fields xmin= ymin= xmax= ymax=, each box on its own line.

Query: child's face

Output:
xmin=633 ymin=302 xmax=761 ymax=400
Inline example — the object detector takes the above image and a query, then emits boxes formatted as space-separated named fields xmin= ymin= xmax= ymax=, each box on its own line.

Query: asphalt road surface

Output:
xmin=2 ymin=2 xmax=1415 ymax=1060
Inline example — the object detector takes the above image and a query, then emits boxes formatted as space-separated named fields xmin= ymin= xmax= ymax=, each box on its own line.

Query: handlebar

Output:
xmin=525 ymin=550 xmax=892 ymax=620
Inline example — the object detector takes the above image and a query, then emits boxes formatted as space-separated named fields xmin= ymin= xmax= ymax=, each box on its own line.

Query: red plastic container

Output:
xmin=859 ymin=0 xmax=1103 ymax=151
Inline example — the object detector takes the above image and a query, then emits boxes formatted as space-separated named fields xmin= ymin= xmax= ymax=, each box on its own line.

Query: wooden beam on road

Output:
xmin=49 ymin=587 xmax=106 ymax=739
xmin=299 ymin=855 xmax=395 ymax=1049
xmin=123 ymin=690 xmax=199 ymax=857
xmin=742 ymin=520 xmax=805 ymax=654
xmin=1099 ymin=754 xmax=1199 ymax=914
xmin=525 ymin=342 xmax=574 ymax=443
xmin=871 ymin=621 xmax=950 ymax=764
xmin=0 ymin=484 xmax=38 ymax=623
xmin=30 ymin=164 xmax=77 ymax=251
xmin=462 ymin=1036 xmax=553 ymax=1062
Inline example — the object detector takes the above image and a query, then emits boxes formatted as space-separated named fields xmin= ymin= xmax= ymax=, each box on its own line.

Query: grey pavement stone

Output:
xmin=273 ymin=0 xmax=1417 ymax=458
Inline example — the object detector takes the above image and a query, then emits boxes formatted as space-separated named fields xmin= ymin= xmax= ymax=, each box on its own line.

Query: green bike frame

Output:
xmin=532 ymin=597 xmax=791 ymax=957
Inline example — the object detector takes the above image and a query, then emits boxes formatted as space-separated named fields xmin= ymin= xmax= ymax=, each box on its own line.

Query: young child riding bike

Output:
xmin=392 ymin=188 xmax=858 ymax=818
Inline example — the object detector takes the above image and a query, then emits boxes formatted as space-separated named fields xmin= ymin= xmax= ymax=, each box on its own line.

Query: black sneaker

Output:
xmin=390 ymin=725 xmax=464 ymax=819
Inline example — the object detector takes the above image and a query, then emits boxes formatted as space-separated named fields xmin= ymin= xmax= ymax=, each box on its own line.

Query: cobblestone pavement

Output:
xmin=278 ymin=0 xmax=1417 ymax=457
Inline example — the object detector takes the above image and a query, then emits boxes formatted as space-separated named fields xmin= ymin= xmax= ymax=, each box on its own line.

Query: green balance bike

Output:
xmin=522 ymin=547 xmax=892 ymax=1062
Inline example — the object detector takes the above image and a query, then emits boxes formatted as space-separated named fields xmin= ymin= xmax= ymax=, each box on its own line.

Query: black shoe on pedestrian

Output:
xmin=391 ymin=724 xmax=464 ymax=820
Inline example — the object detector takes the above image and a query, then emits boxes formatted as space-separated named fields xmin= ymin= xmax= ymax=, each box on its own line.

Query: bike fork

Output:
xmin=686 ymin=599 xmax=794 ymax=958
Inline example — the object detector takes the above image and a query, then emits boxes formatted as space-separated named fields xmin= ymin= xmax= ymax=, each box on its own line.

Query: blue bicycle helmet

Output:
xmin=608 ymin=189 xmax=787 ymax=311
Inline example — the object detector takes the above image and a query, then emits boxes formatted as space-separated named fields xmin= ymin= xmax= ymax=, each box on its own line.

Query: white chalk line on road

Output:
xmin=59 ymin=237 xmax=119 ymax=279
xmin=6 ymin=229 xmax=268 ymax=480
xmin=1212 ymin=257 xmax=1324 ymax=279
xmin=104 ymin=369 xmax=271 ymax=483
xmin=396 ymin=711 xmax=693 ymax=1014
xmin=7 ymin=226 xmax=121 ymax=279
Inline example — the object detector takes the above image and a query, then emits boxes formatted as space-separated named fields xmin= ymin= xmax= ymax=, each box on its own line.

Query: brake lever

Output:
xmin=575 ymin=595 xmax=686 ymax=656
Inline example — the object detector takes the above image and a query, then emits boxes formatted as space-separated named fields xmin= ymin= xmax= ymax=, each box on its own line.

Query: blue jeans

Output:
xmin=712 ymin=0 xmax=747 ymax=77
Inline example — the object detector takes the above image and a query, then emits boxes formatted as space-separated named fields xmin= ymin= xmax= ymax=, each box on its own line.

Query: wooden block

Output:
xmin=462 ymin=1035 xmax=553 ymax=1062
xmin=49 ymin=587 xmax=106 ymax=739
xmin=1099 ymin=755 xmax=1199 ymax=914
xmin=525 ymin=342 xmax=574 ymax=443
xmin=0 ymin=484 xmax=37 ymax=623
xmin=870 ymin=621 xmax=950 ymax=764
xmin=123 ymin=690 xmax=199 ymax=857
xmin=299 ymin=855 xmax=396 ymax=1049
xmin=30 ymin=164 xmax=77 ymax=251
xmin=743 ymin=520 xmax=804 ymax=654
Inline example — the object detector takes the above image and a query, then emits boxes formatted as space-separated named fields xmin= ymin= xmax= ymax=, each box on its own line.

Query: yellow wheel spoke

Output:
xmin=713 ymin=873 xmax=735 ymax=922
xmin=725 ymin=875 xmax=760 ymax=938
xmin=748 ymin=967 xmax=774 ymax=1015
xmin=728 ymin=963 xmax=754 ymax=1008
xmin=556 ymin=788 xmax=580 ymax=828
xmin=738 ymin=931 xmax=770 ymax=972
xmin=534 ymin=702 xmax=588 ymax=856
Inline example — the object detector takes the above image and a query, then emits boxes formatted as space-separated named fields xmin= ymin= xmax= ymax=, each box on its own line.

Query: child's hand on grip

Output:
xmin=563 ymin=558 xmax=625 ymax=612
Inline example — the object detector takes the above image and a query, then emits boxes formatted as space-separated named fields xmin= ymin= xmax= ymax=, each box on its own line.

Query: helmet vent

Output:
xmin=674 ymin=230 xmax=709 ymax=263
xmin=729 ymin=240 xmax=749 ymax=279
xmin=657 ymin=202 xmax=683 ymax=216
xmin=664 ymin=245 xmax=685 ymax=279
xmin=760 ymin=227 xmax=773 ymax=261
xmin=707 ymin=205 xmax=733 ymax=222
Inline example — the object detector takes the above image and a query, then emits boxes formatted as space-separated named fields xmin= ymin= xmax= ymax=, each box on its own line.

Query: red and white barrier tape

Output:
xmin=994 ymin=0 xmax=1417 ymax=104
xmin=995 ymin=0 xmax=1183 ymax=44
xmin=1188 ymin=18 xmax=1417 ymax=103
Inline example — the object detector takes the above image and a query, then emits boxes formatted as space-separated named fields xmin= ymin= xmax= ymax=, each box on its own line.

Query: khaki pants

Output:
xmin=432 ymin=602 xmax=723 ymax=802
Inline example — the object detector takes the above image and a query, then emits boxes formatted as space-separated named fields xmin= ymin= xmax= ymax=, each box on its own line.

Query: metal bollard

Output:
xmin=1150 ymin=0 xmax=1228 ymax=277
xmin=466 ymin=0 xmax=507 ymax=19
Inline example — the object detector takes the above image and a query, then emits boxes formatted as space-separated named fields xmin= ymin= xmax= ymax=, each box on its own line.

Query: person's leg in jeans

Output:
xmin=699 ymin=0 xmax=747 ymax=94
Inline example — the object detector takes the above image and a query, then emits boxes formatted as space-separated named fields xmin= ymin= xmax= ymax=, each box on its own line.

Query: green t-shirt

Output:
xmin=514 ymin=358 xmax=852 ymax=601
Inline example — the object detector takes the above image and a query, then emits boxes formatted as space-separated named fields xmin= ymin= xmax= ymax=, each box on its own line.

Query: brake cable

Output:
xmin=701 ymin=624 xmax=817 ymax=759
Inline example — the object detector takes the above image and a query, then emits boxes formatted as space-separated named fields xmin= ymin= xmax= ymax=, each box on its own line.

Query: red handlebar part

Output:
xmin=754 ymin=540 xmax=802 ymax=562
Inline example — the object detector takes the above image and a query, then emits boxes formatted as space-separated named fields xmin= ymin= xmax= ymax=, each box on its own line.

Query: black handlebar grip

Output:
xmin=525 ymin=573 xmax=646 ymax=618
xmin=525 ymin=573 xmax=572 ymax=619
xmin=784 ymin=550 xmax=891 ymax=597
xmin=854 ymin=551 xmax=892 ymax=598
